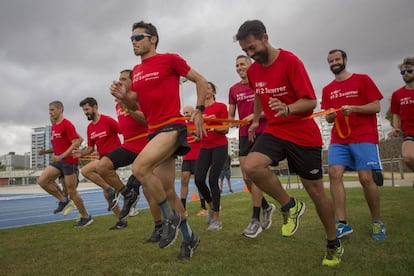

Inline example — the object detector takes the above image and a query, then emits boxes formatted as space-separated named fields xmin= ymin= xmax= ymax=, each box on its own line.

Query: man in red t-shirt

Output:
xmin=38 ymin=100 xmax=93 ymax=227
xmin=390 ymin=56 xmax=414 ymax=171
xmin=97 ymin=70 xmax=162 ymax=241
xmin=321 ymin=49 xmax=385 ymax=241
xmin=235 ymin=20 xmax=341 ymax=267
xmin=229 ymin=55 xmax=275 ymax=238
xmin=75 ymin=97 xmax=120 ymax=215
xmin=110 ymin=21 xmax=207 ymax=259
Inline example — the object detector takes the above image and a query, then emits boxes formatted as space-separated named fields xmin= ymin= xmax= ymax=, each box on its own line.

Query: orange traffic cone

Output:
xmin=191 ymin=190 xmax=198 ymax=202
xmin=244 ymin=185 xmax=249 ymax=193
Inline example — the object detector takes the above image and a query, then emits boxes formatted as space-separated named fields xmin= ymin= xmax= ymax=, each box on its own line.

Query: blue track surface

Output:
xmin=0 ymin=178 xmax=245 ymax=230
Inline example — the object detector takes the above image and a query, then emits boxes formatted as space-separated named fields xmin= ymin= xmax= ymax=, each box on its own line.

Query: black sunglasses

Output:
xmin=400 ymin=68 xmax=413 ymax=75
xmin=130 ymin=33 xmax=151 ymax=42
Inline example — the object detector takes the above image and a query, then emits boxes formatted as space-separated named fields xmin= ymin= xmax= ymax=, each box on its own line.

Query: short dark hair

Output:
xmin=235 ymin=20 xmax=267 ymax=41
xmin=132 ymin=21 xmax=159 ymax=48
xmin=49 ymin=100 xmax=64 ymax=110
xmin=120 ymin=69 xmax=132 ymax=79
xmin=79 ymin=97 xmax=98 ymax=108
xmin=328 ymin=49 xmax=347 ymax=60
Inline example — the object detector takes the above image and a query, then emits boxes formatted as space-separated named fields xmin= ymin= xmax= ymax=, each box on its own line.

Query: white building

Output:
xmin=31 ymin=126 xmax=52 ymax=169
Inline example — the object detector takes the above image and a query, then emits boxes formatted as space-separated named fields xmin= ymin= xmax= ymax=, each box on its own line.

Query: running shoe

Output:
xmin=196 ymin=208 xmax=208 ymax=216
xmin=119 ymin=192 xmax=139 ymax=220
xmin=178 ymin=234 xmax=200 ymax=260
xmin=322 ymin=241 xmax=344 ymax=267
xmin=207 ymin=220 xmax=223 ymax=231
xmin=129 ymin=209 xmax=139 ymax=217
xmin=63 ymin=200 xmax=75 ymax=216
xmin=73 ymin=215 xmax=93 ymax=228
xmin=281 ymin=199 xmax=306 ymax=237
xmin=336 ymin=222 xmax=353 ymax=238
xmin=109 ymin=220 xmax=128 ymax=230
xmin=159 ymin=215 xmax=181 ymax=248
xmin=262 ymin=203 xmax=276 ymax=230
xmin=371 ymin=221 xmax=386 ymax=240
xmin=242 ymin=219 xmax=263 ymax=238
xmin=53 ymin=197 xmax=71 ymax=214
xmin=107 ymin=188 xmax=118 ymax=211
xmin=146 ymin=227 xmax=161 ymax=243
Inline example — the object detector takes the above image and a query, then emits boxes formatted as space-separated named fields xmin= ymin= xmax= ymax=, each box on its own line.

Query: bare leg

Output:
xmin=329 ymin=165 xmax=347 ymax=221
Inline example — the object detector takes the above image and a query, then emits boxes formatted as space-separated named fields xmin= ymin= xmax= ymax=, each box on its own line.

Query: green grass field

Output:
xmin=1 ymin=186 xmax=413 ymax=275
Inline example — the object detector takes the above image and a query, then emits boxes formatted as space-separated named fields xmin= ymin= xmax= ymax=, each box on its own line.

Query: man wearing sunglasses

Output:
xmin=390 ymin=57 xmax=414 ymax=172
xmin=110 ymin=21 xmax=207 ymax=260
xmin=321 ymin=49 xmax=385 ymax=241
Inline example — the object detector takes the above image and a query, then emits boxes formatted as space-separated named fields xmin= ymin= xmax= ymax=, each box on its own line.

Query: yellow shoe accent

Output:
xmin=322 ymin=242 xmax=344 ymax=267
xmin=281 ymin=199 xmax=305 ymax=237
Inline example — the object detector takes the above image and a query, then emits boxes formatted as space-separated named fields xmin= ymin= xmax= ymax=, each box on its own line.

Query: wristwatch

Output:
xmin=196 ymin=105 xmax=205 ymax=113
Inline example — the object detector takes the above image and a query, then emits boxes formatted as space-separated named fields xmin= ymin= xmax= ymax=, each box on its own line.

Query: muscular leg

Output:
xmin=301 ymin=177 xmax=337 ymax=241
xmin=358 ymin=170 xmax=381 ymax=221
xmin=38 ymin=166 xmax=66 ymax=201
xmin=64 ymin=173 xmax=89 ymax=218
xmin=402 ymin=140 xmax=414 ymax=171
xmin=328 ymin=165 xmax=347 ymax=221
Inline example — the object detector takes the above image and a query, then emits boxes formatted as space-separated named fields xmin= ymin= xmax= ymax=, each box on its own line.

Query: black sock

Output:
xmin=281 ymin=198 xmax=295 ymax=212
xmin=253 ymin=207 xmax=261 ymax=220
xmin=327 ymin=238 xmax=340 ymax=249
xmin=181 ymin=198 xmax=186 ymax=209
xmin=338 ymin=220 xmax=347 ymax=225
xmin=261 ymin=197 xmax=269 ymax=210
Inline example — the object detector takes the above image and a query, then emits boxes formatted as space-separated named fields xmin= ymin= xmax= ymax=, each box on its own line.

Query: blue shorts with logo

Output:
xmin=328 ymin=143 xmax=382 ymax=171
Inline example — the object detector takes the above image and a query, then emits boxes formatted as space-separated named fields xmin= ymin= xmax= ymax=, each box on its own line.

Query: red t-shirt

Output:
xmin=200 ymin=102 xmax=229 ymax=149
xmin=391 ymin=86 xmax=414 ymax=137
xmin=116 ymin=104 xmax=148 ymax=154
xmin=131 ymin=53 xmax=190 ymax=134
xmin=51 ymin=118 xmax=80 ymax=165
xmin=247 ymin=49 xmax=322 ymax=147
xmin=87 ymin=114 xmax=121 ymax=156
xmin=229 ymin=81 xmax=266 ymax=136
xmin=321 ymin=73 xmax=383 ymax=144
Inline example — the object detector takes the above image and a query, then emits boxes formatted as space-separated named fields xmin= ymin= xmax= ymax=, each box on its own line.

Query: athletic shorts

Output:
xmin=105 ymin=147 xmax=138 ymax=170
xmin=50 ymin=161 xmax=79 ymax=176
xmin=219 ymin=168 xmax=231 ymax=180
xmin=148 ymin=123 xmax=190 ymax=156
xmin=328 ymin=143 xmax=382 ymax=171
xmin=250 ymin=133 xmax=323 ymax=180
xmin=239 ymin=133 xmax=262 ymax=157
xmin=182 ymin=160 xmax=197 ymax=174
xmin=403 ymin=135 xmax=414 ymax=142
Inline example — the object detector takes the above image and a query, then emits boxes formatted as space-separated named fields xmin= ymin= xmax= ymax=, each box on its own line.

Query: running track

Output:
xmin=0 ymin=179 xmax=245 ymax=230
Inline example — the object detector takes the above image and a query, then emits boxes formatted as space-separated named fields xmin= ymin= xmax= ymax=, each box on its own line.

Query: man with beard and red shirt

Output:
xmin=321 ymin=49 xmax=385 ymax=242
xmin=390 ymin=57 xmax=414 ymax=172
xmin=75 ymin=97 xmax=119 ymax=215
xmin=110 ymin=21 xmax=207 ymax=260
xmin=235 ymin=19 xmax=341 ymax=267
xmin=38 ymin=100 xmax=93 ymax=227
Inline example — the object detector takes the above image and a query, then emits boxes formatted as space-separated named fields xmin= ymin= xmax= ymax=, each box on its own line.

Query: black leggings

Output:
xmin=194 ymin=144 xmax=228 ymax=212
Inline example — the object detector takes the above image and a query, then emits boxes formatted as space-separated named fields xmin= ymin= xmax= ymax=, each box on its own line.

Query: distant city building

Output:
xmin=0 ymin=152 xmax=28 ymax=171
xmin=31 ymin=126 xmax=52 ymax=169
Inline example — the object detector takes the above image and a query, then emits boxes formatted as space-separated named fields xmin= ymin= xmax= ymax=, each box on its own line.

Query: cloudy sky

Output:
xmin=0 ymin=0 xmax=412 ymax=156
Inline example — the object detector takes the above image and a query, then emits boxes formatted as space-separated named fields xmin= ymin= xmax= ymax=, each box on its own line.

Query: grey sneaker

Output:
xmin=119 ymin=192 xmax=139 ymax=220
xmin=146 ymin=227 xmax=161 ymax=243
xmin=242 ymin=219 xmax=263 ymax=238
xmin=207 ymin=220 xmax=223 ymax=231
xmin=178 ymin=234 xmax=200 ymax=260
xmin=159 ymin=215 xmax=181 ymax=248
xmin=54 ymin=197 xmax=71 ymax=214
xmin=107 ymin=188 xmax=118 ymax=211
xmin=262 ymin=203 xmax=276 ymax=230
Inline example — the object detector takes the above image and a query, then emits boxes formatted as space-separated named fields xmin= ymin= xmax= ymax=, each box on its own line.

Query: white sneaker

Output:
xmin=207 ymin=220 xmax=223 ymax=231
xmin=129 ymin=209 xmax=139 ymax=217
